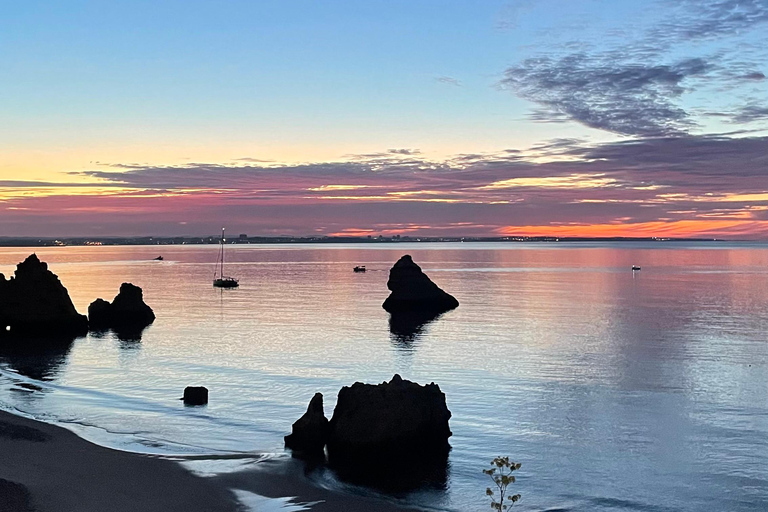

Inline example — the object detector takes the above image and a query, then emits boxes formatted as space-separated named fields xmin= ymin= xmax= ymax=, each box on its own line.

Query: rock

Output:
xmin=382 ymin=255 xmax=458 ymax=314
xmin=327 ymin=374 xmax=452 ymax=464
xmin=284 ymin=392 xmax=329 ymax=457
xmin=183 ymin=386 xmax=208 ymax=405
xmin=88 ymin=283 xmax=155 ymax=330
xmin=0 ymin=254 xmax=88 ymax=338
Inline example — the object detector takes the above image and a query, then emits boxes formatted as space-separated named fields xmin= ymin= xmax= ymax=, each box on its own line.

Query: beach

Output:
xmin=0 ymin=409 xmax=420 ymax=512
xmin=0 ymin=409 xmax=236 ymax=512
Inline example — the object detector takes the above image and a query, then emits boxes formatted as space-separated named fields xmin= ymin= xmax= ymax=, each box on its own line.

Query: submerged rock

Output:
xmin=0 ymin=254 xmax=88 ymax=338
xmin=382 ymin=255 xmax=458 ymax=314
xmin=327 ymin=374 xmax=452 ymax=463
xmin=88 ymin=283 xmax=155 ymax=331
xmin=284 ymin=392 xmax=329 ymax=457
xmin=182 ymin=386 xmax=208 ymax=405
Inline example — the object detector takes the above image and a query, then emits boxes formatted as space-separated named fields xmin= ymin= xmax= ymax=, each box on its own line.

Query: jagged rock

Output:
xmin=88 ymin=283 xmax=155 ymax=330
xmin=0 ymin=254 xmax=88 ymax=338
xmin=327 ymin=374 xmax=452 ymax=465
xmin=183 ymin=386 xmax=208 ymax=405
xmin=284 ymin=392 xmax=329 ymax=457
xmin=382 ymin=255 xmax=458 ymax=314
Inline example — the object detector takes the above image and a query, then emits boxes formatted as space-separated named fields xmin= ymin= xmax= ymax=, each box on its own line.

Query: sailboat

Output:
xmin=213 ymin=228 xmax=239 ymax=288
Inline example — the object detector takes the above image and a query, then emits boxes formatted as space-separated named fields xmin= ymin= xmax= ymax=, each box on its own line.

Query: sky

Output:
xmin=1 ymin=0 xmax=767 ymax=239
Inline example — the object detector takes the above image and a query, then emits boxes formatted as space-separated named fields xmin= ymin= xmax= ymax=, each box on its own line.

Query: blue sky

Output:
xmin=1 ymin=1 xmax=767 ymax=237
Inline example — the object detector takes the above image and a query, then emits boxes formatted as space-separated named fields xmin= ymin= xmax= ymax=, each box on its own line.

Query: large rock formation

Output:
xmin=382 ymin=255 xmax=458 ymax=314
xmin=327 ymin=374 xmax=452 ymax=462
xmin=284 ymin=375 xmax=452 ymax=490
xmin=284 ymin=392 xmax=329 ymax=457
xmin=0 ymin=254 xmax=88 ymax=338
xmin=88 ymin=283 xmax=155 ymax=331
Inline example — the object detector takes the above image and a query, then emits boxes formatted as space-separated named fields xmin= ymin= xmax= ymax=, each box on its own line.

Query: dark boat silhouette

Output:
xmin=153 ymin=256 xmax=163 ymax=261
xmin=353 ymin=265 xmax=366 ymax=273
xmin=632 ymin=265 xmax=641 ymax=271
xmin=213 ymin=228 xmax=239 ymax=288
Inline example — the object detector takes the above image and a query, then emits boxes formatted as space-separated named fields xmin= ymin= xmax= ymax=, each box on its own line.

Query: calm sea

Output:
xmin=1 ymin=243 xmax=767 ymax=511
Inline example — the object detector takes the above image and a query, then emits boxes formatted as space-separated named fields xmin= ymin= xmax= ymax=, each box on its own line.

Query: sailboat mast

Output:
xmin=220 ymin=227 xmax=225 ymax=277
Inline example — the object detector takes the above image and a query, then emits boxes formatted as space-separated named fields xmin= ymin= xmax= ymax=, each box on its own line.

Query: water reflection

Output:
xmin=0 ymin=336 xmax=77 ymax=381
xmin=328 ymin=450 xmax=450 ymax=494
xmin=388 ymin=311 xmax=442 ymax=346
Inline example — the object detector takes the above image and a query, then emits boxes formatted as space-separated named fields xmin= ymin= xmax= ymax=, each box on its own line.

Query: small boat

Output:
xmin=632 ymin=265 xmax=641 ymax=271
xmin=353 ymin=265 xmax=366 ymax=273
xmin=153 ymin=256 xmax=164 ymax=261
xmin=213 ymin=228 xmax=239 ymax=288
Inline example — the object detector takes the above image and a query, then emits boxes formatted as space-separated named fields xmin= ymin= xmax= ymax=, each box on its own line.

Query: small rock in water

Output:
xmin=183 ymin=386 xmax=208 ymax=405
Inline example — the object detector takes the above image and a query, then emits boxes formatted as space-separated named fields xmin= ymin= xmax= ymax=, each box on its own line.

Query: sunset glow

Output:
xmin=1 ymin=1 xmax=766 ymax=239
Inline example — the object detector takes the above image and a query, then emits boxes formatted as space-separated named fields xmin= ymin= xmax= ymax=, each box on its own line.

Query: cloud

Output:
xmin=5 ymin=134 xmax=768 ymax=238
xmin=500 ymin=56 xmax=711 ymax=136
xmin=435 ymin=76 xmax=462 ymax=87
xmin=499 ymin=0 xmax=768 ymax=135
xmin=387 ymin=148 xmax=422 ymax=155
xmin=730 ymin=103 xmax=768 ymax=123
xmin=740 ymin=71 xmax=766 ymax=80
xmin=651 ymin=0 xmax=768 ymax=43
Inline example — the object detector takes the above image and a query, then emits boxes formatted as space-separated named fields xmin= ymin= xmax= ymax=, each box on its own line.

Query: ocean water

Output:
xmin=1 ymin=242 xmax=767 ymax=511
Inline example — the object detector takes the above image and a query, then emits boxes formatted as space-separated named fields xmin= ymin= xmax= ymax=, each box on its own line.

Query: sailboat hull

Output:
xmin=213 ymin=278 xmax=239 ymax=288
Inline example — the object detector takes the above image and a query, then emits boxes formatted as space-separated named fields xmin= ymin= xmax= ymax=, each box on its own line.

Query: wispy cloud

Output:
xmin=501 ymin=56 xmax=710 ymax=136
xmin=435 ymin=76 xmax=462 ymax=87
xmin=499 ymin=0 xmax=768 ymax=135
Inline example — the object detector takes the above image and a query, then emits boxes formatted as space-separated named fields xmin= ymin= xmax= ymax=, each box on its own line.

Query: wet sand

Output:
xmin=0 ymin=410 xmax=419 ymax=512
xmin=0 ymin=410 xmax=237 ymax=512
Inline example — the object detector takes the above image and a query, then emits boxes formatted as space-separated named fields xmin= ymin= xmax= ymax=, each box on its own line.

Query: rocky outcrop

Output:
xmin=284 ymin=375 xmax=452 ymax=491
xmin=382 ymin=255 xmax=458 ymax=314
xmin=88 ymin=283 xmax=155 ymax=331
xmin=284 ymin=392 xmax=329 ymax=457
xmin=0 ymin=254 xmax=88 ymax=338
xmin=182 ymin=386 xmax=208 ymax=405
xmin=327 ymin=374 xmax=452 ymax=463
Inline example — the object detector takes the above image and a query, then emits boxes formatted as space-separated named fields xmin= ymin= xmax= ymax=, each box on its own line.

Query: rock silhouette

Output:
xmin=0 ymin=254 xmax=88 ymax=338
xmin=88 ymin=283 xmax=155 ymax=332
xmin=182 ymin=386 xmax=208 ymax=405
xmin=284 ymin=375 xmax=452 ymax=491
xmin=382 ymin=255 xmax=458 ymax=314
xmin=327 ymin=374 xmax=452 ymax=462
xmin=284 ymin=392 xmax=329 ymax=458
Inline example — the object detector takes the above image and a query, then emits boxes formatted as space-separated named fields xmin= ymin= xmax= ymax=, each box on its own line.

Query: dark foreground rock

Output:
xmin=327 ymin=374 xmax=452 ymax=462
xmin=286 ymin=375 xmax=452 ymax=491
xmin=382 ymin=255 xmax=458 ymax=314
xmin=284 ymin=393 xmax=329 ymax=458
xmin=183 ymin=386 xmax=208 ymax=405
xmin=88 ymin=283 xmax=155 ymax=332
xmin=0 ymin=254 xmax=88 ymax=338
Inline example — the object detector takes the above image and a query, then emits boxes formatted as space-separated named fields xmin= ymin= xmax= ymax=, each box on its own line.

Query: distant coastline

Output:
xmin=0 ymin=235 xmax=728 ymax=247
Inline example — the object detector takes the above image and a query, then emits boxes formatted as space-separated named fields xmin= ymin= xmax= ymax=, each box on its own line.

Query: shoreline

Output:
xmin=0 ymin=409 xmax=420 ymax=512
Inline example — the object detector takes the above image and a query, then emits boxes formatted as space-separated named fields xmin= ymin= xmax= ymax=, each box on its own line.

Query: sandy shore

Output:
xmin=0 ymin=410 xmax=419 ymax=512
xmin=0 ymin=410 xmax=237 ymax=512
